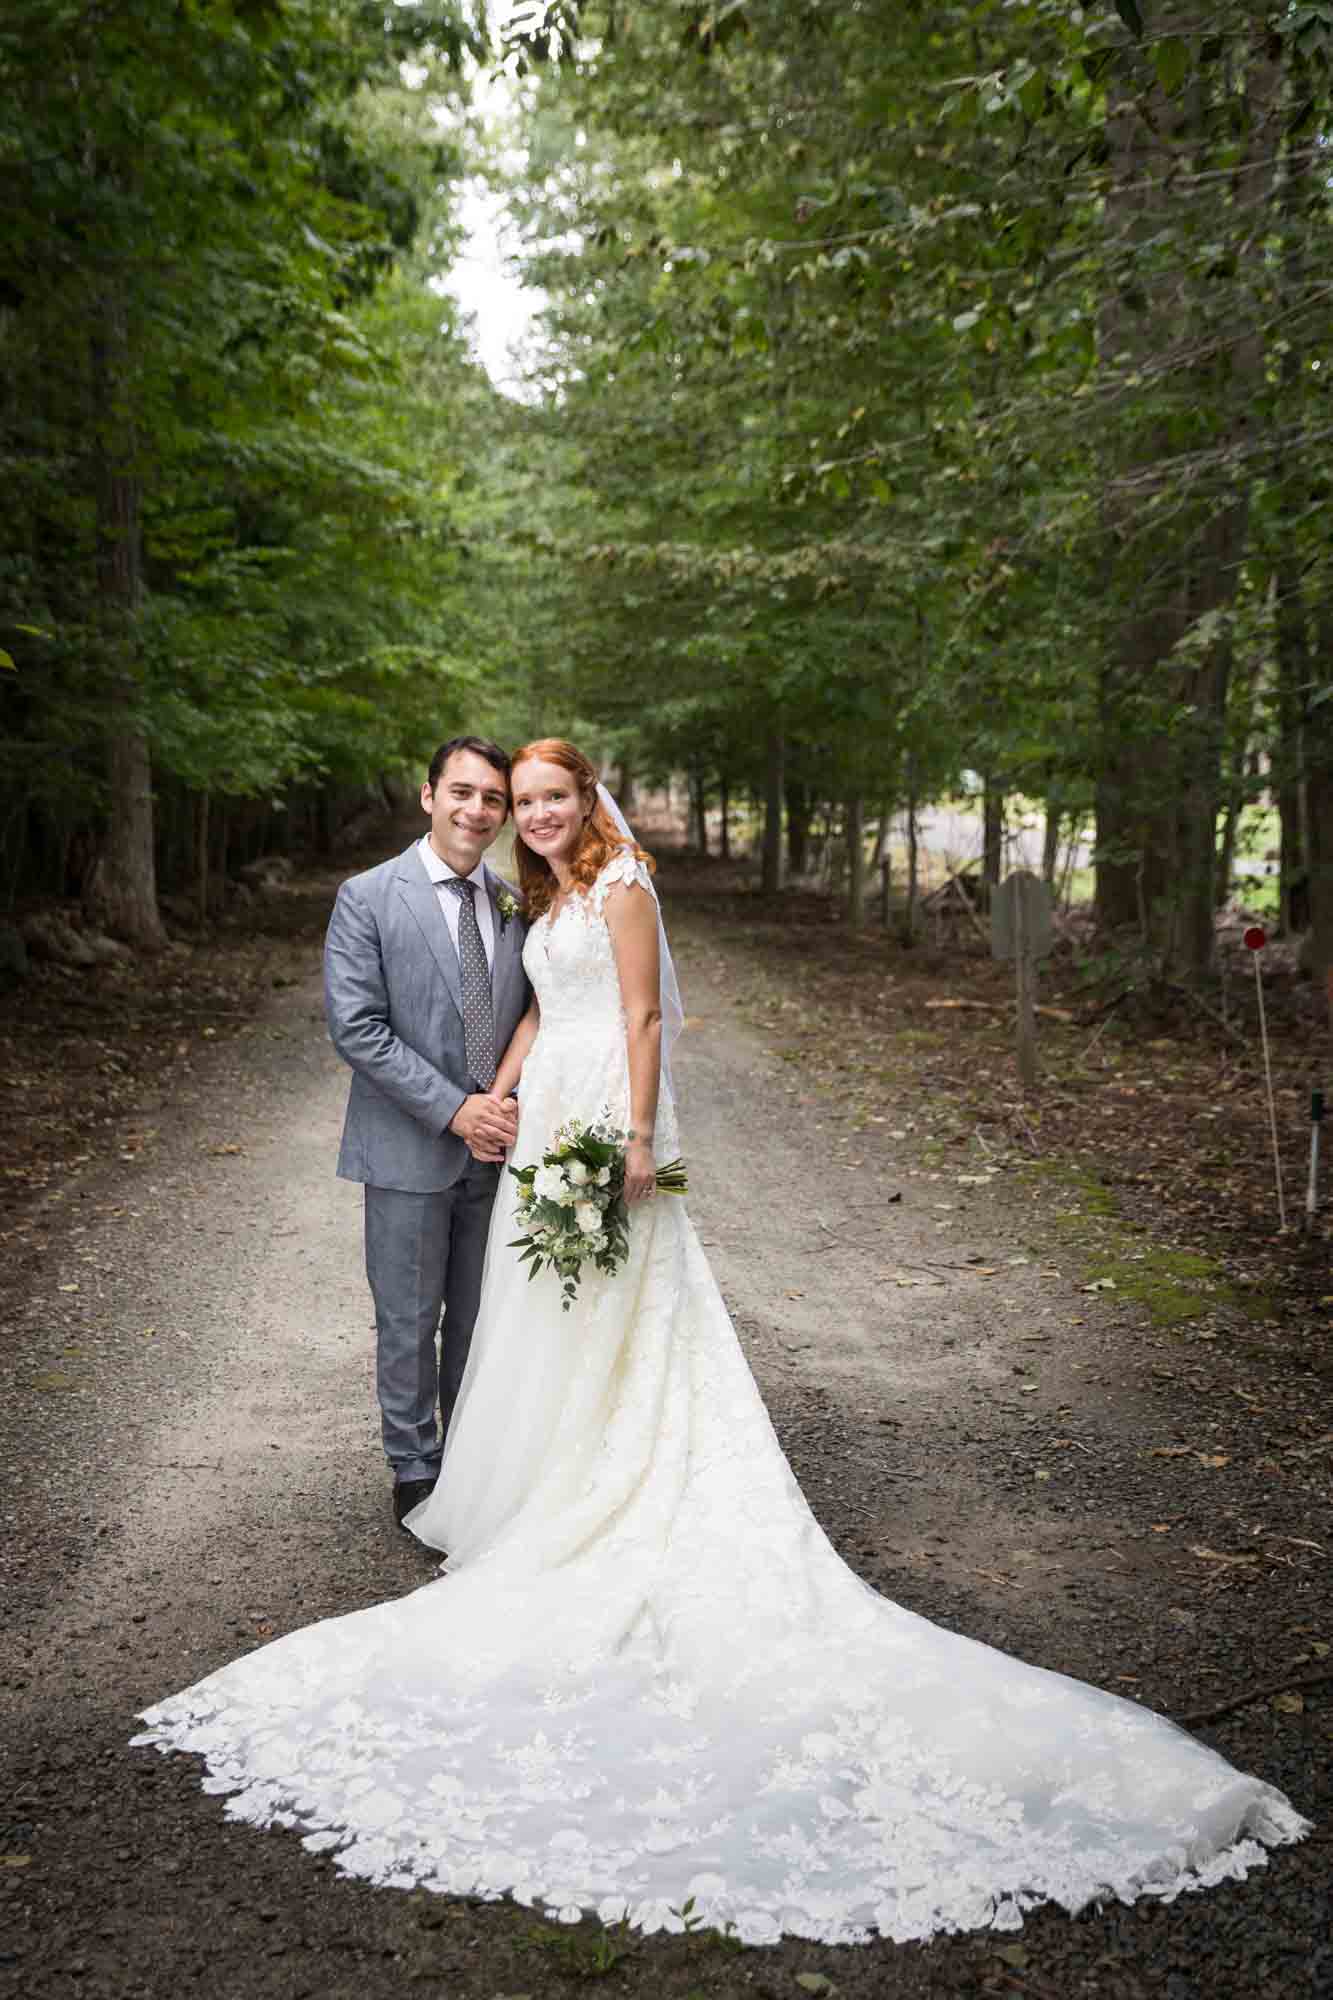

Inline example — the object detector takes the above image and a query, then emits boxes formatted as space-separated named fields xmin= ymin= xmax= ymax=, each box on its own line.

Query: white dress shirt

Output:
xmin=417 ymin=836 xmax=496 ymax=969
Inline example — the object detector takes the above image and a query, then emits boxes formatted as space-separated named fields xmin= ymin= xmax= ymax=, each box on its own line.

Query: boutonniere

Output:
xmin=495 ymin=886 xmax=522 ymax=932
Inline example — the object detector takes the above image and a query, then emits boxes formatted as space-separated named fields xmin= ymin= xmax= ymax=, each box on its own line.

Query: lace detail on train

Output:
xmin=134 ymin=856 xmax=1307 ymax=1945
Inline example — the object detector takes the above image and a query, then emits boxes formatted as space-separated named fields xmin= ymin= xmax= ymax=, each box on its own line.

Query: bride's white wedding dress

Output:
xmin=135 ymin=853 xmax=1307 ymax=1946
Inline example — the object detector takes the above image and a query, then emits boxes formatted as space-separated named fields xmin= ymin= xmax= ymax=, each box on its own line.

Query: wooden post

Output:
xmin=992 ymin=870 xmax=1052 ymax=1096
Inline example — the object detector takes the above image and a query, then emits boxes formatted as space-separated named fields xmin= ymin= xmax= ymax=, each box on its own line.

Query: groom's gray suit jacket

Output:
xmin=324 ymin=843 xmax=531 ymax=1193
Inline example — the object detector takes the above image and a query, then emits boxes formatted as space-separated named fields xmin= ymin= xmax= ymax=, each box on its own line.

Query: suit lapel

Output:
xmin=395 ymin=845 xmax=464 ymax=1018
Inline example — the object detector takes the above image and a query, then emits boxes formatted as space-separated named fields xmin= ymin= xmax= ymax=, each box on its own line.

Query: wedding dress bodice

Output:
xmin=135 ymin=851 xmax=1306 ymax=1946
xmin=524 ymin=854 xmax=638 ymax=1038
xmin=519 ymin=851 xmax=679 ymax=1162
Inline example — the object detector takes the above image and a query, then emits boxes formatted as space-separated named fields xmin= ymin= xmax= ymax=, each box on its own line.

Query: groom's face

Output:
xmin=422 ymin=750 xmax=509 ymax=875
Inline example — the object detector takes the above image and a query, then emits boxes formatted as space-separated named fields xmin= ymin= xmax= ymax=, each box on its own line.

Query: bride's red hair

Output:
xmin=511 ymin=739 xmax=653 ymax=918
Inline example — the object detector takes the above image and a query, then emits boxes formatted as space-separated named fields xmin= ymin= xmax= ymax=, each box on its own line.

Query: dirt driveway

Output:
xmin=0 ymin=873 xmax=1326 ymax=2000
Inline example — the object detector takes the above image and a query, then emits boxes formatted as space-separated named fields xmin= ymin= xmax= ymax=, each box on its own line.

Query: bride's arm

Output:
xmin=492 ymin=998 xmax=540 ymax=1102
xmin=604 ymin=880 xmax=661 ymax=1204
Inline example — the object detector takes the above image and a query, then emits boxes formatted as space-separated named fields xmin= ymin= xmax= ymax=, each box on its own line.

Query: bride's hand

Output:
xmin=623 ymin=1138 xmax=657 ymax=1205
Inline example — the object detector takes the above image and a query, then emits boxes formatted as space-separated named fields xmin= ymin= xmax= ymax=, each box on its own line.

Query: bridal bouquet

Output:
xmin=508 ymin=1119 xmax=688 ymax=1310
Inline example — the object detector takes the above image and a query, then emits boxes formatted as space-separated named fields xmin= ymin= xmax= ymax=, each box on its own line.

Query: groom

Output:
xmin=324 ymin=737 xmax=530 ymax=1528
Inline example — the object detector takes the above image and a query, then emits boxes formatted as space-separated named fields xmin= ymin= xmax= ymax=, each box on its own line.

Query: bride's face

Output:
xmin=513 ymin=758 xmax=589 ymax=869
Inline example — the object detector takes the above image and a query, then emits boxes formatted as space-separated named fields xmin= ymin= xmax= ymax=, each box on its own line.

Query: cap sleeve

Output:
xmin=590 ymin=848 xmax=652 ymax=915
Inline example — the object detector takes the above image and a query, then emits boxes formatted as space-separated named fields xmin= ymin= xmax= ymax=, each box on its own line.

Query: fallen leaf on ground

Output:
xmin=1190 ymin=1546 xmax=1259 ymax=1566
xmin=1272 ymin=1692 xmax=1305 ymax=1715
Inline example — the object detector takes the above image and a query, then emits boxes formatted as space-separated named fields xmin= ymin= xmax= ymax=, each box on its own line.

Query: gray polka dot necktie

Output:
xmin=444 ymin=878 xmax=496 ymax=1090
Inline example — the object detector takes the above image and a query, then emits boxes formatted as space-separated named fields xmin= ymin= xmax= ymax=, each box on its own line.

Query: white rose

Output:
xmin=532 ymin=1165 xmax=567 ymax=1201
xmin=596 ymin=1166 xmax=611 ymax=1186
xmin=566 ymin=1159 xmax=590 ymax=1187
xmin=575 ymin=1201 xmax=601 ymax=1235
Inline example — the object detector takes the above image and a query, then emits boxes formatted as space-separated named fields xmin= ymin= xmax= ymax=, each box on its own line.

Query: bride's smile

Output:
xmin=513 ymin=758 xmax=587 ymax=872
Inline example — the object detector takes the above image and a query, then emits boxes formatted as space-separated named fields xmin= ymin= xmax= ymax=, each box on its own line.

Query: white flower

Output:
xmin=575 ymin=1201 xmax=601 ymax=1235
xmin=565 ymin=1159 xmax=590 ymax=1187
xmin=532 ymin=1165 xmax=567 ymax=1202
xmin=595 ymin=1166 xmax=611 ymax=1186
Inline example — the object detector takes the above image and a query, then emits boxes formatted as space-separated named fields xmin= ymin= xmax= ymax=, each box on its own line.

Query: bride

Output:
xmin=136 ymin=738 xmax=1307 ymax=1947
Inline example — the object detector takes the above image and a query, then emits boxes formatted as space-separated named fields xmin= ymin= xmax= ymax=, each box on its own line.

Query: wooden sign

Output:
xmin=991 ymin=871 xmax=1052 ymax=1093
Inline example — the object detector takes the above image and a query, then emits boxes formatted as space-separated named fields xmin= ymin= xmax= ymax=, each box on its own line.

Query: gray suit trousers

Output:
xmin=363 ymin=1160 xmax=500 ymax=1484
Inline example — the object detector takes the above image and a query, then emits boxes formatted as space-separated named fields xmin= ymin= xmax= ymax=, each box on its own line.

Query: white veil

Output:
xmin=595 ymin=782 xmax=685 ymax=1097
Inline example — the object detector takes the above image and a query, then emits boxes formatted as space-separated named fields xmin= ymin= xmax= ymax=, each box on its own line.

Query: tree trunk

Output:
xmin=1215 ymin=639 xmax=1262 ymax=911
xmin=195 ymin=791 xmax=210 ymax=925
xmin=982 ymin=780 xmax=1003 ymax=907
xmin=1095 ymin=604 xmax=1180 ymax=936
xmin=900 ymin=774 xmax=919 ymax=946
xmin=1094 ymin=48 xmax=1274 ymax=975
xmin=1272 ymin=56 xmax=1314 ymax=944
xmin=1041 ymin=799 xmax=1061 ymax=890
xmin=718 ymin=772 xmax=730 ymax=860
xmin=1171 ymin=501 xmax=1248 ymax=980
xmin=1307 ymin=600 xmax=1333 ymax=1029
xmin=688 ymin=771 xmax=708 ymax=855
xmin=846 ymin=795 xmax=865 ymax=928
xmin=761 ymin=728 xmax=784 ymax=893
xmin=82 ymin=295 xmax=165 ymax=951
xmin=784 ymin=778 xmax=809 ymax=878
xmin=1215 ymin=789 xmax=1241 ymax=913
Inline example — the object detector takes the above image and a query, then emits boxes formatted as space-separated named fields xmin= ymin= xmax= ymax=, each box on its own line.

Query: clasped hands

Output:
xmin=450 ymin=1091 xmax=519 ymax=1163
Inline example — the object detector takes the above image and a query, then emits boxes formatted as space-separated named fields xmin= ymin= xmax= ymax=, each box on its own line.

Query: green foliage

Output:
xmin=489 ymin=0 xmax=1333 ymax=973
xmin=0 ymin=0 xmax=497 ymax=899
xmin=522 ymin=1917 xmax=636 ymax=1978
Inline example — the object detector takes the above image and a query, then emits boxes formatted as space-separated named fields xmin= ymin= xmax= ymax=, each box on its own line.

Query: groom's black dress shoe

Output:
xmin=393 ymin=1477 xmax=436 ymax=1530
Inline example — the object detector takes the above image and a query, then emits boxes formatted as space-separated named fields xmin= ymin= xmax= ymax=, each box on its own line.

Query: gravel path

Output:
xmin=1 ymin=883 xmax=1326 ymax=2000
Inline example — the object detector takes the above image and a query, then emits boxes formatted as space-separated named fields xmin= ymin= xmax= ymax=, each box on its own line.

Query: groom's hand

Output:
xmin=449 ymin=1092 xmax=519 ymax=1162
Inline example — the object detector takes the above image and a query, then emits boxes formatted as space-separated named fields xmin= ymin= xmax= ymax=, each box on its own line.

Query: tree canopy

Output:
xmin=4 ymin=0 xmax=1332 ymax=1007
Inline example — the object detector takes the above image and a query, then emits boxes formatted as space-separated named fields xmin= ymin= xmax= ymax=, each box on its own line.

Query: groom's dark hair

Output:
xmin=427 ymin=736 xmax=513 ymax=798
